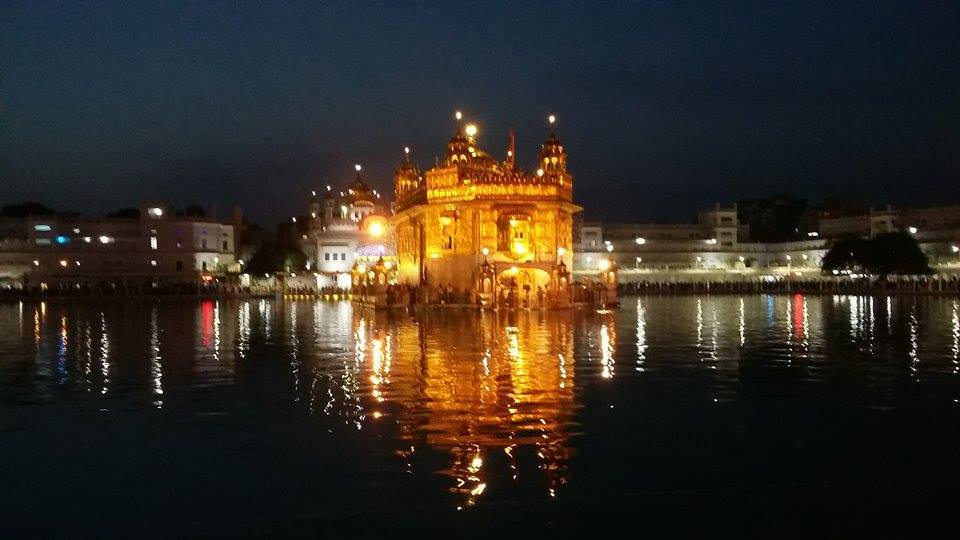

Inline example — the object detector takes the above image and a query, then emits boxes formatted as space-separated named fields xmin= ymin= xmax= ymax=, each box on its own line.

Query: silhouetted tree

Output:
xmin=822 ymin=232 xmax=931 ymax=275
xmin=864 ymin=232 xmax=932 ymax=275
xmin=821 ymin=236 xmax=867 ymax=273
xmin=246 ymin=243 xmax=308 ymax=274
xmin=183 ymin=204 xmax=207 ymax=218
xmin=107 ymin=208 xmax=141 ymax=219
xmin=1 ymin=202 xmax=56 ymax=217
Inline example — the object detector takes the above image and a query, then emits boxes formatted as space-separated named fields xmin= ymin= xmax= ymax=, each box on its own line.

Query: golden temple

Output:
xmin=390 ymin=117 xmax=582 ymax=307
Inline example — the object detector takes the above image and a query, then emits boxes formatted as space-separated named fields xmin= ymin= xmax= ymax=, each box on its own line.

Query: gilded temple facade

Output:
xmin=390 ymin=123 xmax=582 ymax=306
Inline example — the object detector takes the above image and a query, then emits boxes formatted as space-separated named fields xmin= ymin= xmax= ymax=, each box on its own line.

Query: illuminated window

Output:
xmin=150 ymin=237 xmax=158 ymax=250
xmin=33 ymin=224 xmax=52 ymax=232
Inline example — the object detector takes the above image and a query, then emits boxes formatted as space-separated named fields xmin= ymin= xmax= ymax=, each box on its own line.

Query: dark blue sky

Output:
xmin=2 ymin=1 xmax=959 ymax=224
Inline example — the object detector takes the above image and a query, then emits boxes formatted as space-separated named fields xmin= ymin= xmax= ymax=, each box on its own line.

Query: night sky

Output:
xmin=2 ymin=1 xmax=959 ymax=225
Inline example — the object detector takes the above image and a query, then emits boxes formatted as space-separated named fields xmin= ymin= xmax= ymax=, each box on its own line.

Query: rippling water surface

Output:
xmin=3 ymin=295 xmax=960 ymax=534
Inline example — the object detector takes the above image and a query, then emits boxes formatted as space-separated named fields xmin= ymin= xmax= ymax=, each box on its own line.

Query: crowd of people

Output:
xmin=6 ymin=274 xmax=959 ymax=301
xmin=619 ymin=275 xmax=960 ymax=295
xmin=0 ymin=280 xmax=252 ymax=298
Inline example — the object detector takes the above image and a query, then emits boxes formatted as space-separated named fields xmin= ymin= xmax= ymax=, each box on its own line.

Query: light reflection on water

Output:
xmin=2 ymin=295 xmax=960 ymax=510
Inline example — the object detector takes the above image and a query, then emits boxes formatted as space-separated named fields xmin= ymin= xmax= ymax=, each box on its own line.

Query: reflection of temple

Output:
xmin=357 ymin=310 xmax=578 ymax=506
xmin=390 ymin=119 xmax=581 ymax=307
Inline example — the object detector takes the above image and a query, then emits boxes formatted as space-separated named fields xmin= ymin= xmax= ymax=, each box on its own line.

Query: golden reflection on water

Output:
xmin=350 ymin=310 xmax=579 ymax=507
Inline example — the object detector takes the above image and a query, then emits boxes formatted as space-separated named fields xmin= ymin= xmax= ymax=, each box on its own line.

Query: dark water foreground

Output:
xmin=2 ymin=295 xmax=960 ymax=536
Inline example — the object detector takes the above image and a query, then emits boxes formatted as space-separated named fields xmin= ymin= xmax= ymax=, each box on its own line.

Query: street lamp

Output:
xmin=908 ymin=226 xmax=918 ymax=234
xmin=951 ymin=245 xmax=959 ymax=254
xmin=635 ymin=237 xmax=646 ymax=245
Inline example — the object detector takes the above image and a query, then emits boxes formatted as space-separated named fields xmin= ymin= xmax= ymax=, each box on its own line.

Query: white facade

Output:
xmin=303 ymin=171 xmax=392 ymax=289
xmin=574 ymin=203 xmax=960 ymax=282
xmin=0 ymin=203 xmax=238 ymax=288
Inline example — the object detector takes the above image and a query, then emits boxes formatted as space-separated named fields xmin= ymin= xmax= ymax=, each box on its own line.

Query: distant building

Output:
xmin=736 ymin=196 xmax=807 ymax=242
xmin=0 ymin=203 xmax=240 ymax=288
xmin=303 ymin=167 xmax=391 ymax=289
xmin=575 ymin=202 xmax=960 ymax=282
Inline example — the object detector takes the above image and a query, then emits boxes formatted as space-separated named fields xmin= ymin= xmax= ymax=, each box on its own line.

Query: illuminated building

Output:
xmin=0 ymin=203 xmax=240 ymax=287
xmin=390 ymin=117 xmax=581 ymax=305
xmin=577 ymin=202 xmax=960 ymax=283
xmin=305 ymin=166 xmax=393 ymax=289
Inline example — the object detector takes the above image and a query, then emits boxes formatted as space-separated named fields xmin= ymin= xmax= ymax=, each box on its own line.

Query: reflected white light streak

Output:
xmin=290 ymin=304 xmax=300 ymax=401
xmin=696 ymin=298 xmax=703 ymax=360
xmin=260 ymin=299 xmax=271 ymax=340
xmin=600 ymin=324 xmax=614 ymax=378
xmin=56 ymin=315 xmax=67 ymax=385
xmin=636 ymin=298 xmax=647 ymax=372
xmin=150 ymin=306 xmax=163 ymax=408
xmin=886 ymin=296 xmax=894 ymax=335
xmin=908 ymin=307 xmax=919 ymax=380
xmin=100 ymin=313 xmax=110 ymax=395
xmin=238 ymin=301 xmax=251 ymax=358
xmin=951 ymin=300 xmax=958 ymax=375
xmin=738 ymin=297 xmax=746 ymax=347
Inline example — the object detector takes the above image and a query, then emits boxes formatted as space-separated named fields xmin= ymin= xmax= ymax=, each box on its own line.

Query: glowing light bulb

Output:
xmin=404 ymin=146 xmax=410 ymax=154
xmin=548 ymin=114 xmax=556 ymax=124
xmin=354 ymin=164 xmax=362 ymax=172
xmin=367 ymin=221 xmax=385 ymax=238
xmin=455 ymin=111 xmax=463 ymax=121
xmin=465 ymin=124 xmax=478 ymax=137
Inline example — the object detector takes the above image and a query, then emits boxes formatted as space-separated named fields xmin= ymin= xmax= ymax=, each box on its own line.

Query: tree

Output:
xmin=246 ymin=243 xmax=308 ymax=274
xmin=863 ymin=232 xmax=932 ymax=275
xmin=822 ymin=232 xmax=931 ymax=275
xmin=184 ymin=204 xmax=207 ymax=218
xmin=107 ymin=208 xmax=141 ymax=219
xmin=1 ymin=202 xmax=56 ymax=217
xmin=821 ymin=236 xmax=867 ymax=273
